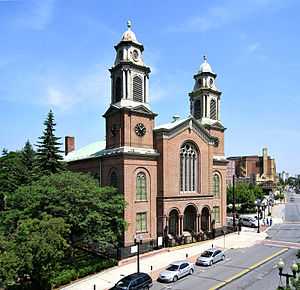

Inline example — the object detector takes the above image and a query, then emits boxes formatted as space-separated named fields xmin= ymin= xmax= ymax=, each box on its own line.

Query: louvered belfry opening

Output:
xmin=115 ymin=77 xmax=122 ymax=102
xmin=210 ymin=99 xmax=217 ymax=120
xmin=133 ymin=76 xmax=143 ymax=102
xmin=194 ymin=99 xmax=202 ymax=119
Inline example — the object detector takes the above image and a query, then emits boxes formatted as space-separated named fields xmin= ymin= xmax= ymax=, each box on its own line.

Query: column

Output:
xmin=197 ymin=214 xmax=201 ymax=233
xmin=146 ymin=75 xmax=149 ymax=103
xmin=218 ymin=98 xmax=221 ymax=120
xmin=179 ymin=215 xmax=184 ymax=236
xmin=122 ymin=70 xmax=126 ymax=99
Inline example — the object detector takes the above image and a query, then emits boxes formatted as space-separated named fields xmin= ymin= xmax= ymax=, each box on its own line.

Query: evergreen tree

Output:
xmin=36 ymin=110 xmax=64 ymax=174
xmin=22 ymin=140 xmax=37 ymax=183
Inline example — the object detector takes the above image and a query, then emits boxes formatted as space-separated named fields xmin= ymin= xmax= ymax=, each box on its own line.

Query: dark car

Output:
xmin=109 ymin=272 xmax=152 ymax=290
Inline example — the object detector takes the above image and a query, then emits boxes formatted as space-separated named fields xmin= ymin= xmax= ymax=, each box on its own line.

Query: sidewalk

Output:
xmin=60 ymin=203 xmax=285 ymax=290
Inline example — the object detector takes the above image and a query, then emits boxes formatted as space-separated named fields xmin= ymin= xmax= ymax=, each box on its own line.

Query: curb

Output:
xmin=209 ymin=247 xmax=288 ymax=290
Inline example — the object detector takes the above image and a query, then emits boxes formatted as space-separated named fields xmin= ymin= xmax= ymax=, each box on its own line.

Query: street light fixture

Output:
xmin=276 ymin=258 xmax=298 ymax=289
xmin=134 ymin=235 xmax=143 ymax=273
xmin=255 ymin=199 xmax=261 ymax=233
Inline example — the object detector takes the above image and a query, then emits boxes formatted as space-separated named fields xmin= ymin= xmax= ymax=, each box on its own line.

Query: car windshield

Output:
xmin=201 ymin=251 xmax=213 ymax=257
xmin=116 ymin=277 xmax=131 ymax=287
xmin=166 ymin=264 xmax=179 ymax=271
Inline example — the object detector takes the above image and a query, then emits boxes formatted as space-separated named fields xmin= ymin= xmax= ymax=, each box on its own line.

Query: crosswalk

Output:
xmin=261 ymin=239 xmax=300 ymax=249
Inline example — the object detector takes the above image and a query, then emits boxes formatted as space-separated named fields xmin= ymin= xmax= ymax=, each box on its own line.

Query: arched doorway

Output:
xmin=169 ymin=209 xmax=179 ymax=236
xmin=183 ymin=205 xmax=197 ymax=232
xmin=201 ymin=207 xmax=210 ymax=232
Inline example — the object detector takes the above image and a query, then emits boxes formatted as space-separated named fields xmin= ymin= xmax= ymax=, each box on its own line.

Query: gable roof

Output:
xmin=64 ymin=141 xmax=106 ymax=162
xmin=154 ymin=116 xmax=219 ymax=146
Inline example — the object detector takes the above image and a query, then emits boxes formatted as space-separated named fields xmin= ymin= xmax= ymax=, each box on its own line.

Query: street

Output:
xmin=152 ymin=193 xmax=300 ymax=290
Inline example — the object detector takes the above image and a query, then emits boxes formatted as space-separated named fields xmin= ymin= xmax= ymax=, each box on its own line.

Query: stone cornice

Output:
xmin=109 ymin=62 xmax=151 ymax=74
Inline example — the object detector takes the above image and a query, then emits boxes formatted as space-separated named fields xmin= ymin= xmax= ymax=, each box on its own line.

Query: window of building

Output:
xmin=180 ymin=143 xmax=198 ymax=192
xmin=133 ymin=76 xmax=143 ymax=102
xmin=110 ymin=171 xmax=118 ymax=188
xmin=136 ymin=212 xmax=147 ymax=232
xmin=194 ymin=100 xmax=202 ymax=119
xmin=136 ymin=172 xmax=147 ymax=201
xmin=210 ymin=99 xmax=217 ymax=120
xmin=115 ymin=77 xmax=122 ymax=102
xmin=212 ymin=206 xmax=220 ymax=223
xmin=212 ymin=173 xmax=220 ymax=197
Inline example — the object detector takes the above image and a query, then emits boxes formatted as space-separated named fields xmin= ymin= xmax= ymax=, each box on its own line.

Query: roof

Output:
xmin=121 ymin=20 xmax=140 ymax=44
xmin=199 ymin=56 xmax=214 ymax=74
xmin=64 ymin=141 xmax=106 ymax=162
xmin=154 ymin=117 xmax=188 ymax=130
xmin=64 ymin=141 xmax=159 ymax=162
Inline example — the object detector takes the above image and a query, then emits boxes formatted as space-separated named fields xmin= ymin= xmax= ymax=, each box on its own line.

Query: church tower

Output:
xmin=109 ymin=21 xmax=151 ymax=109
xmin=189 ymin=56 xmax=222 ymax=126
xmin=103 ymin=21 xmax=156 ymax=150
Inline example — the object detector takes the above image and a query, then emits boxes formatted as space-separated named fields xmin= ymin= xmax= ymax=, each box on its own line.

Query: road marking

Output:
xmin=208 ymin=248 xmax=288 ymax=290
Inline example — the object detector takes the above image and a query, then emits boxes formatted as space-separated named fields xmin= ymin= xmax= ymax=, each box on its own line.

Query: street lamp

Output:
xmin=255 ymin=199 xmax=261 ymax=233
xmin=277 ymin=258 xmax=298 ymax=289
xmin=134 ymin=235 xmax=143 ymax=273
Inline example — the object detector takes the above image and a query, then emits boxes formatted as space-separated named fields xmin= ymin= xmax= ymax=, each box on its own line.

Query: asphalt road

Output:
xmin=151 ymin=192 xmax=300 ymax=290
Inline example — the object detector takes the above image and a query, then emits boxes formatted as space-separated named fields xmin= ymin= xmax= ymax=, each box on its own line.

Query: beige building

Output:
xmin=228 ymin=148 xmax=277 ymax=191
xmin=65 ymin=22 xmax=228 ymax=250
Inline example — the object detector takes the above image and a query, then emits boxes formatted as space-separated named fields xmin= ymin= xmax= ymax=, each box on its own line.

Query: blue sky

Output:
xmin=0 ymin=0 xmax=299 ymax=175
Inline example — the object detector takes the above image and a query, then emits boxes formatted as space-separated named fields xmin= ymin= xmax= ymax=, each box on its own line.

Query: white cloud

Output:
xmin=167 ymin=0 xmax=285 ymax=33
xmin=43 ymin=65 xmax=110 ymax=111
xmin=14 ymin=0 xmax=55 ymax=30
xmin=247 ymin=42 xmax=261 ymax=53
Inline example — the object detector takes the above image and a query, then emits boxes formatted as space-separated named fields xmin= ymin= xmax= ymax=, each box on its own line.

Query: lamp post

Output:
xmin=256 ymin=199 xmax=261 ymax=233
xmin=232 ymin=175 xmax=236 ymax=231
xmin=277 ymin=258 xmax=298 ymax=289
xmin=134 ymin=236 xmax=143 ymax=273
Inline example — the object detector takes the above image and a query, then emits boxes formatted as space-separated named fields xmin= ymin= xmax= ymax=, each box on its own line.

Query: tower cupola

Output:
xmin=189 ymin=56 xmax=222 ymax=126
xmin=109 ymin=21 xmax=151 ymax=109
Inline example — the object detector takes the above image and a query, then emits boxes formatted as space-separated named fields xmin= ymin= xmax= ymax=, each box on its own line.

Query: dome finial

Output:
xmin=203 ymin=55 xmax=207 ymax=62
xmin=127 ymin=20 xmax=132 ymax=30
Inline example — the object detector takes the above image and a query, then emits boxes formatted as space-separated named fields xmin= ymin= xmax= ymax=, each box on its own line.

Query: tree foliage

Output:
xmin=36 ymin=110 xmax=64 ymax=174
xmin=227 ymin=182 xmax=264 ymax=213
xmin=0 ymin=171 xmax=126 ymax=289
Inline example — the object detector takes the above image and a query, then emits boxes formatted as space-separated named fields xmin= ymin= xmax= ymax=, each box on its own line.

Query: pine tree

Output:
xmin=36 ymin=110 xmax=64 ymax=174
xmin=21 ymin=140 xmax=37 ymax=183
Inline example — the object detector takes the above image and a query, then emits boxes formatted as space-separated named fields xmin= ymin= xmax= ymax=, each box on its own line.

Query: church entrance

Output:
xmin=168 ymin=209 xmax=179 ymax=236
xmin=183 ymin=205 xmax=197 ymax=233
xmin=201 ymin=207 xmax=210 ymax=232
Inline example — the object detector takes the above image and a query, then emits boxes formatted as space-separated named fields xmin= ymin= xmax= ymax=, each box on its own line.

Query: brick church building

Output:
xmin=65 ymin=22 xmax=228 ymax=248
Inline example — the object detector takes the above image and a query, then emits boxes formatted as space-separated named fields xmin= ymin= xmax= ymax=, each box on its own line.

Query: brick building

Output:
xmin=65 ymin=22 xmax=228 ymax=248
xmin=227 ymin=148 xmax=277 ymax=191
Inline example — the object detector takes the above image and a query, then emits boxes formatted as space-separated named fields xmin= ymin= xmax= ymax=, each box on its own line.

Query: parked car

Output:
xmin=158 ymin=260 xmax=195 ymax=282
xmin=239 ymin=216 xmax=258 ymax=228
xmin=109 ymin=272 xmax=152 ymax=290
xmin=196 ymin=248 xmax=225 ymax=266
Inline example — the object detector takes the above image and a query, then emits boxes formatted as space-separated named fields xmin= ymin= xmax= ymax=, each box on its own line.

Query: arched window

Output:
xmin=110 ymin=171 xmax=118 ymax=188
xmin=115 ymin=77 xmax=122 ymax=102
xmin=136 ymin=172 xmax=147 ymax=200
xmin=210 ymin=99 xmax=217 ymax=120
xmin=180 ymin=143 xmax=198 ymax=192
xmin=212 ymin=173 xmax=220 ymax=197
xmin=133 ymin=76 xmax=143 ymax=102
xmin=194 ymin=100 xmax=202 ymax=119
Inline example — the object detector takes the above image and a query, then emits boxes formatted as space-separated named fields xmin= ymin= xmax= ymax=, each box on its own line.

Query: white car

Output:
xmin=239 ymin=216 xmax=258 ymax=227
xmin=158 ymin=260 xmax=195 ymax=282
xmin=196 ymin=248 xmax=225 ymax=266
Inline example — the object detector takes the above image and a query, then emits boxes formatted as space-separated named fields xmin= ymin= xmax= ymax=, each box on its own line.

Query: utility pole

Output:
xmin=232 ymin=175 xmax=236 ymax=231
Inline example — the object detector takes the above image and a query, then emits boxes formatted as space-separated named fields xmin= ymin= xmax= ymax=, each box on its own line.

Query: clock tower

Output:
xmin=103 ymin=21 xmax=157 ymax=150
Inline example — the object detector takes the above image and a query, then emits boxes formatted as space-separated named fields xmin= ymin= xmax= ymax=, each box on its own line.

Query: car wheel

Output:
xmin=222 ymin=255 xmax=225 ymax=261
xmin=173 ymin=275 xmax=178 ymax=282
xmin=209 ymin=260 xmax=213 ymax=266
xmin=189 ymin=268 xmax=194 ymax=275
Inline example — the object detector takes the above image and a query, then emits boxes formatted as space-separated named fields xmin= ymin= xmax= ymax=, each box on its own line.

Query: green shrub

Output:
xmin=51 ymin=269 xmax=77 ymax=287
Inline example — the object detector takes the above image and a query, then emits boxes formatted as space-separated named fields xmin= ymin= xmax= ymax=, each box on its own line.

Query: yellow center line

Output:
xmin=209 ymin=248 xmax=288 ymax=290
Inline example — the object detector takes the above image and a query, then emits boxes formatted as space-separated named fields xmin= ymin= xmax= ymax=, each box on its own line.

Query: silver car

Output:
xmin=196 ymin=248 xmax=225 ymax=266
xmin=158 ymin=260 xmax=195 ymax=282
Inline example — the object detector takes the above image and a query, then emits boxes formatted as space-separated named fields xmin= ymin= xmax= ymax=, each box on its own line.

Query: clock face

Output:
xmin=135 ymin=123 xmax=146 ymax=136
xmin=132 ymin=49 xmax=139 ymax=62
